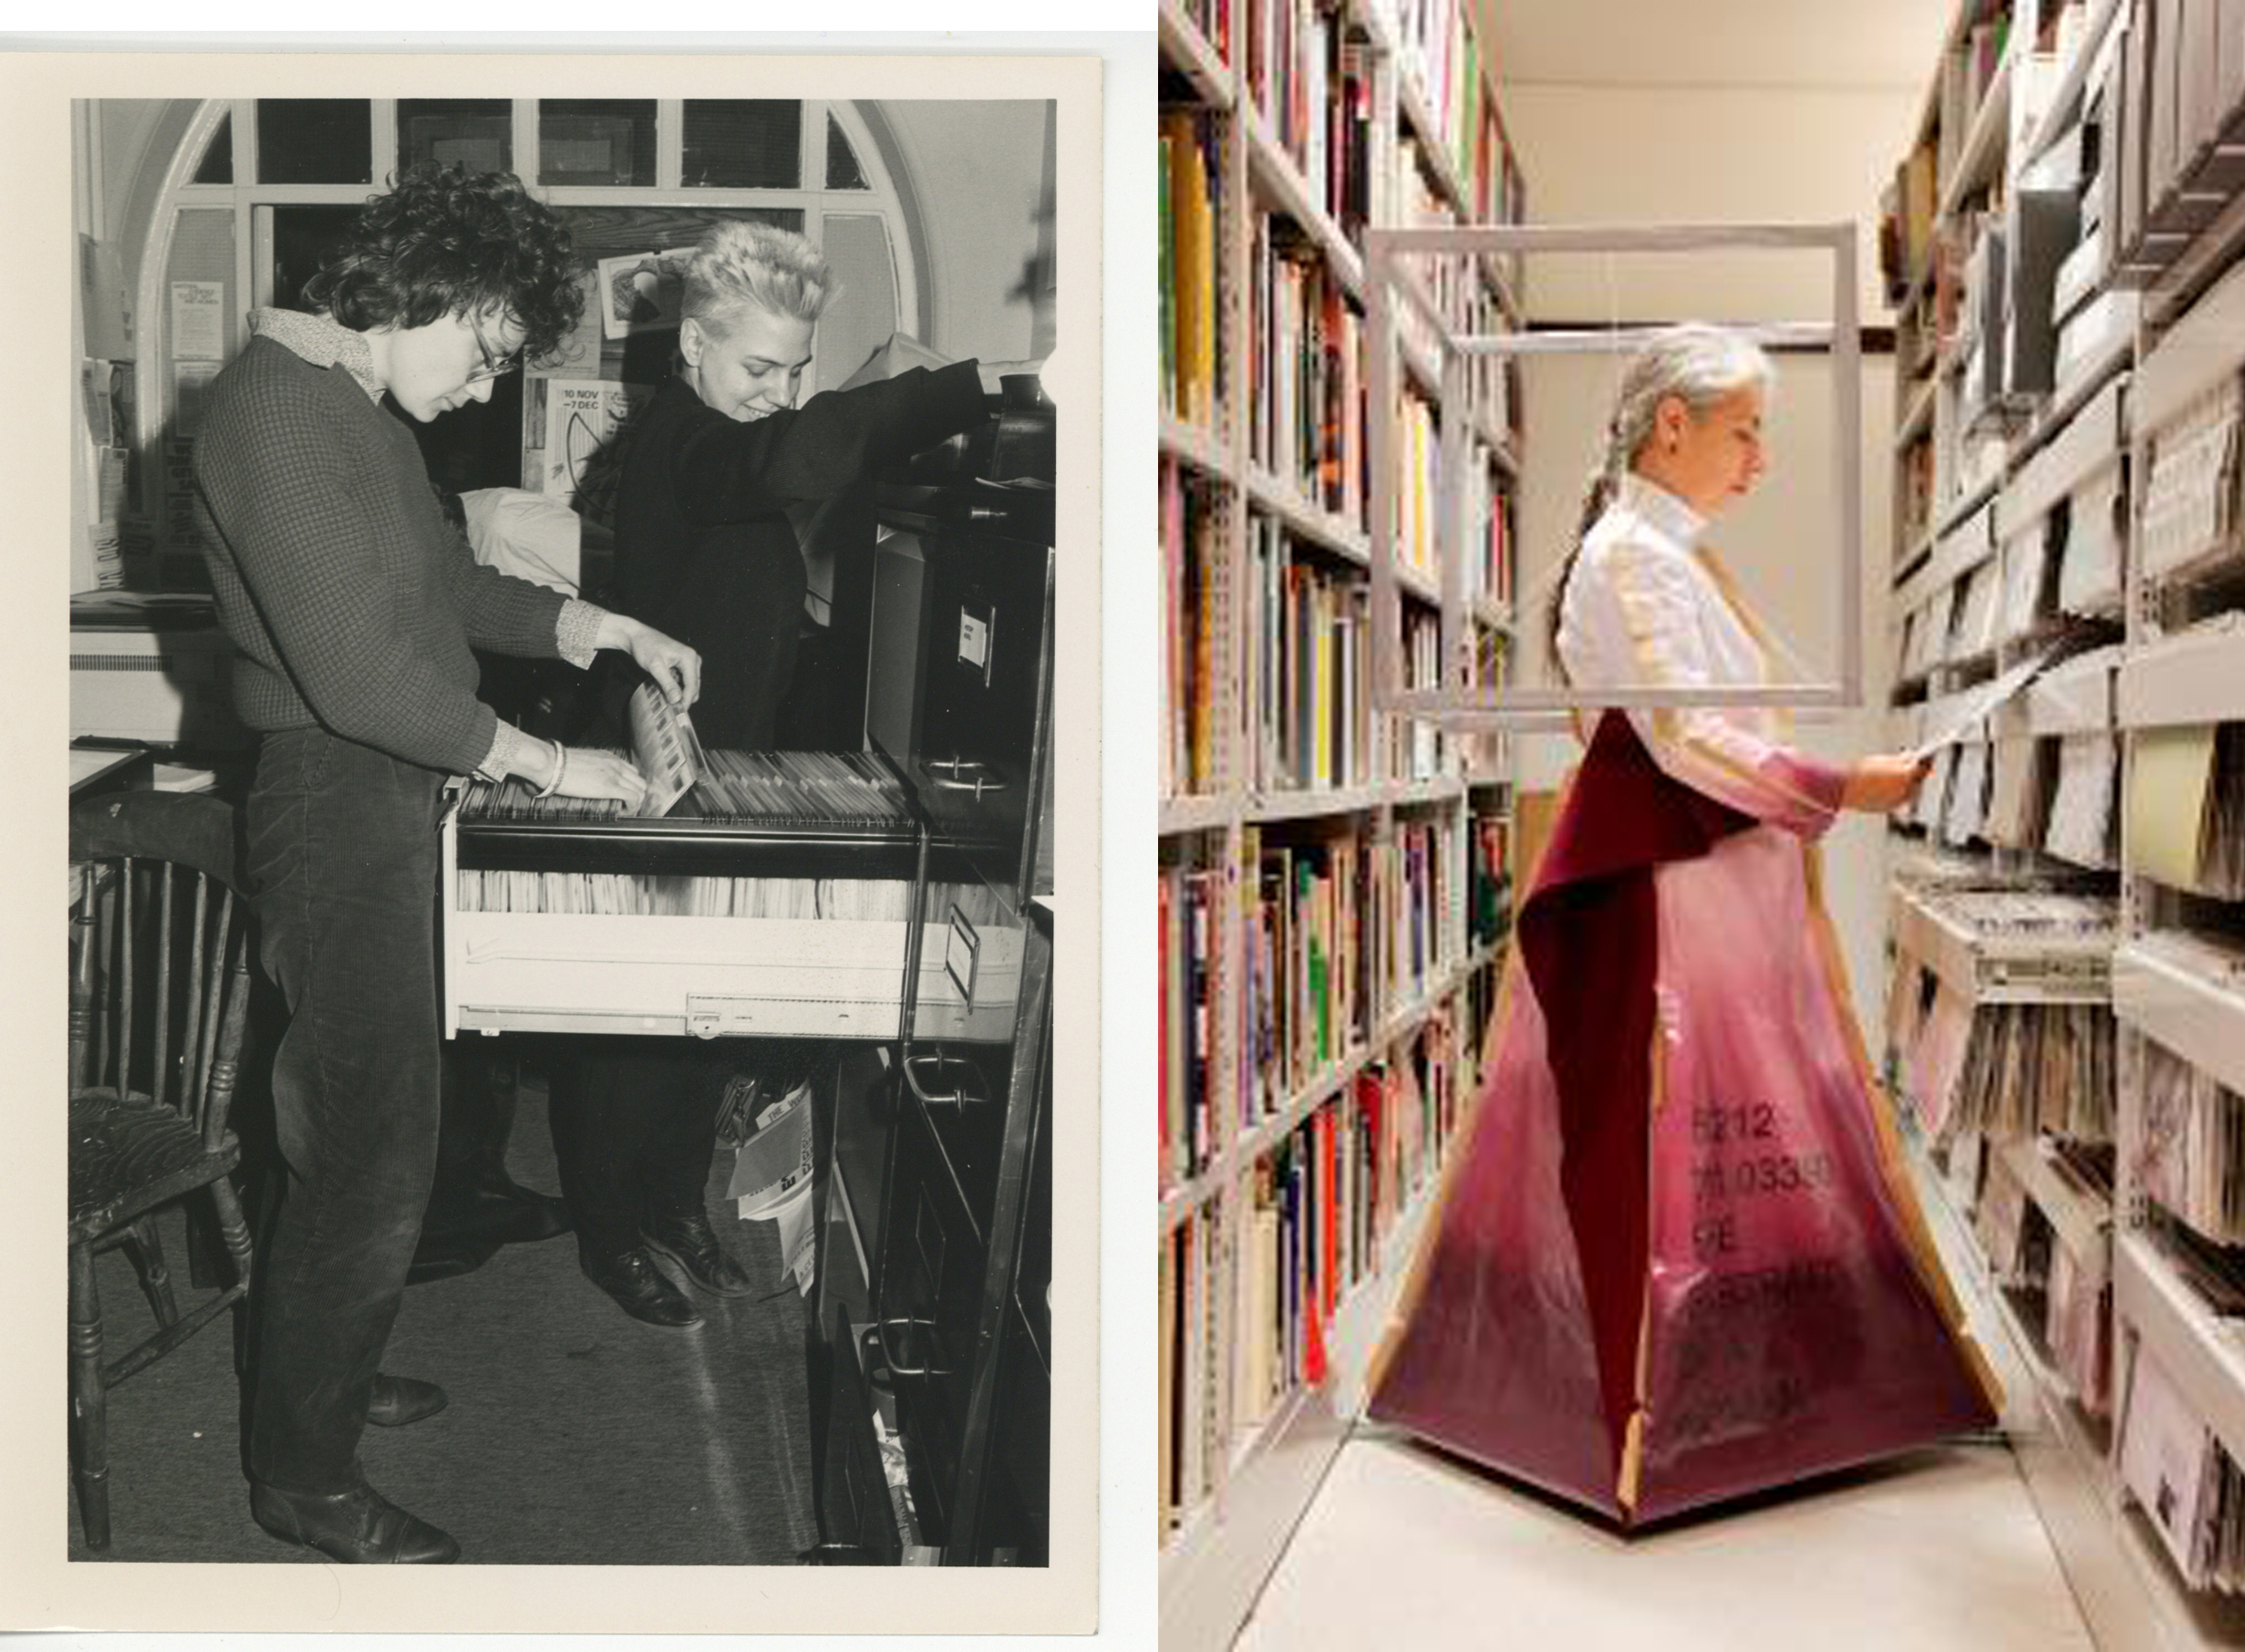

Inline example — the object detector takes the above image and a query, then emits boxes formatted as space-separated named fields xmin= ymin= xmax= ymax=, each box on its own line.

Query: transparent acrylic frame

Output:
xmin=1367 ymin=221 xmax=1865 ymax=730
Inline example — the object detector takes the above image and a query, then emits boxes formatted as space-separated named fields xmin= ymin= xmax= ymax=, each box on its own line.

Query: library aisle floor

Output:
xmin=1236 ymin=1151 xmax=2096 ymax=1650
xmin=65 ymin=1072 xmax=817 ymax=1564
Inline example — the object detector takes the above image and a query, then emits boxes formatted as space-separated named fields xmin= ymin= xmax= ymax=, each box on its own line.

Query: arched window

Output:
xmin=135 ymin=98 xmax=925 ymax=568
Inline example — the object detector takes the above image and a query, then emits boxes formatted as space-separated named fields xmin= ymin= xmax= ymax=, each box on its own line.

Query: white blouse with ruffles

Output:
xmin=1555 ymin=472 xmax=1847 ymax=838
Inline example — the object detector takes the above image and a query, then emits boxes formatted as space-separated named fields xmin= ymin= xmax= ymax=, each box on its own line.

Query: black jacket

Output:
xmin=610 ymin=360 xmax=987 ymax=748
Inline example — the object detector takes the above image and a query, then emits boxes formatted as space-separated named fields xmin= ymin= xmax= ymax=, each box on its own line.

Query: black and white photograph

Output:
xmin=15 ymin=44 xmax=1103 ymax=1637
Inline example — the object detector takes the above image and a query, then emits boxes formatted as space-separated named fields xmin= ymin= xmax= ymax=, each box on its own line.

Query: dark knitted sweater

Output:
xmin=612 ymin=360 xmax=988 ymax=744
xmin=192 ymin=334 xmax=569 ymax=775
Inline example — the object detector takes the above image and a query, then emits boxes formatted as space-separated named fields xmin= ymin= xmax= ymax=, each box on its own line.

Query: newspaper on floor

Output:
xmin=727 ymin=1078 xmax=817 ymax=1295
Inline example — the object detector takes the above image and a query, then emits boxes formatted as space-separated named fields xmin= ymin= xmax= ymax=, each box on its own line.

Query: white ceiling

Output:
xmin=1476 ymin=0 xmax=1959 ymax=92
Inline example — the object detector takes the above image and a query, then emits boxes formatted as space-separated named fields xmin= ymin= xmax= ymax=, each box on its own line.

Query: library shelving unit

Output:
xmin=1159 ymin=2 xmax=1524 ymax=1647
xmin=1879 ymin=0 xmax=2245 ymax=1639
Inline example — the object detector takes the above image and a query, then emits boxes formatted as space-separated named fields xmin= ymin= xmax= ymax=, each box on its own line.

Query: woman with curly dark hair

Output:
xmin=191 ymin=162 xmax=701 ymax=1564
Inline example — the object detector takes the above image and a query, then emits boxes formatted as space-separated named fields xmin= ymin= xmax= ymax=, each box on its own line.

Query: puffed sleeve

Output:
xmin=1591 ymin=540 xmax=1849 ymax=837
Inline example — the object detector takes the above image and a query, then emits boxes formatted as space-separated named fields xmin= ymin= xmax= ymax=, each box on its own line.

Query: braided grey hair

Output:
xmin=1545 ymin=323 xmax=1774 ymax=682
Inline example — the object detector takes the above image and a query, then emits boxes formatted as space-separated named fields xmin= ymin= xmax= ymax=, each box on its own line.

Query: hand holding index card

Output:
xmin=626 ymin=680 xmax=709 ymax=820
xmin=1907 ymin=648 xmax=2062 ymax=763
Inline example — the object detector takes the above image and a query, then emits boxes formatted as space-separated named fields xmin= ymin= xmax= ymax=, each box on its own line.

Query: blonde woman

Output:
xmin=1367 ymin=325 xmax=1998 ymax=1526
xmin=552 ymin=220 xmax=1026 ymax=1327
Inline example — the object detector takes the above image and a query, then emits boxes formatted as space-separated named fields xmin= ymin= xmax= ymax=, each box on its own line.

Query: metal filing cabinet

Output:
xmin=907 ymin=524 xmax=1056 ymax=907
xmin=816 ymin=381 xmax=1057 ymax=1567
xmin=874 ymin=901 xmax=1051 ymax=1564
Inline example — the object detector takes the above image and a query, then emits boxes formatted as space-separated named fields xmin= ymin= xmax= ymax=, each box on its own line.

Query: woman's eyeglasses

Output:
xmin=467 ymin=319 xmax=522 ymax=386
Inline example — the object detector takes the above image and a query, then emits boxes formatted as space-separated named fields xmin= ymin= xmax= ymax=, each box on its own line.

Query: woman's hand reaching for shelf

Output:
xmin=1842 ymin=751 xmax=1933 ymax=813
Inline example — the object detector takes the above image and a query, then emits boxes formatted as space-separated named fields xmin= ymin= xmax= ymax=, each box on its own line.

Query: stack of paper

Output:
xmin=2208 ymin=725 xmax=2245 ymax=896
xmin=1973 ymin=1150 xmax=2032 ymax=1282
xmin=2057 ymin=470 xmax=2125 ymax=614
xmin=2140 ymin=376 xmax=2243 ymax=583
xmin=1999 ymin=526 xmax=2048 ymax=642
xmin=2139 ymin=1040 xmax=2245 ymax=1244
xmin=1907 ymin=984 xmax=1976 ymax=1138
xmin=2045 ymin=732 xmax=2118 ymax=867
xmin=1945 ymin=889 xmax=2116 ymax=932
xmin=1953 ymin=560 xmax=2002 ymax=662
xmin=1915 ymin=744 xmax=1958 ymax=832
xmin=1985 ymin=738 xmax=2045 ymax=847
xmin=1888 ymin=951 xmax=1929 ymax=1071
xmin=1922 ymin=581 xmax=1960 ymax=674
xmin=1949 ymin=1000 xmax=2116 ymax=1142
xmin=2046 ymin=1233 xmax=2112 ymax=1416
xmin=2127 ymin=721 xmax=2245 ymax=898
xmin=2119 ymin=1336 xmax=2245 ymax=1592
xmin=2043 ymin=1142 xmax=2116 ymax=1418
xmin=1942 ymin=740 xmax=1992 ymax=845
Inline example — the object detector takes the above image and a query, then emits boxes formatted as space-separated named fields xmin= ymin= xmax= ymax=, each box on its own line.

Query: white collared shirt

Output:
xmin=1555 ymin=472 xmax=1844 ymax=836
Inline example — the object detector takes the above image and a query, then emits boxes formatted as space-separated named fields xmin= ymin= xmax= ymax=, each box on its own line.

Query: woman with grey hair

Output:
xmin=1551 ymin=322 xmax=1923 ymax=813
xmin=1367 ymin=324 xmax=1998 ymax=1527
xmin=552 ymin=218 xmax=1031 ymax=1329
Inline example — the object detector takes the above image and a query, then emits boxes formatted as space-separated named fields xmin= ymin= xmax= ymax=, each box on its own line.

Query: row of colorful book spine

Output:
xmin=1161 ymin=108 xmax=1225 ymax=432
xmin=1161 ymin=1005 xmax=1474 ymax=1536
xmin=1243 ymin=521 xmax=1374 ymax=793
xmin=1160 ymin=458 xmax=1225 ymax=800
xmin=1243 ymin=1 xmax=1373 ymax=243
xmin=1247 ymin=214 xmax=1366 ymax=516
xmin=1239 ymin=816 xmax=1455 ymax=1124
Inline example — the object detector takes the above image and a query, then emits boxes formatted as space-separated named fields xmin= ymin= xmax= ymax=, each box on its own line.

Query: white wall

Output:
xmin=1502 ymin=81 xmax=1918 ymax=1033
xmin=878 ymin=100 xmax=1052 ymax=363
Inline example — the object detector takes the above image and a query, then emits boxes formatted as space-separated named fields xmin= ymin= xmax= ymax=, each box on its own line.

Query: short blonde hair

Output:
xmin=682 ymin=219 xmax=833 ymax=332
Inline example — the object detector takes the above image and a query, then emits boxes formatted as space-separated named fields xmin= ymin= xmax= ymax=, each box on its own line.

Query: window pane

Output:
xmin=743 ymin=206 xmax=803 ymax=233
xmin=815 ymin=215 xmax=895 ymax=393
xmin=398 ymin=98 xmax=512 ymax=176
xmin=825 ymin=113 xmax=869 ymax=190
xmin=540 ymin=99 xmax=656 ymax=187
xmin=256 ymin=99 xmax=372 ymax=185
xmin=162 ymin=206 xmax=236 ymax=574
xmin=682 ymin=100 xmax=801 ymax=189
xmin=270 ymin=205 xmax=362 ymax=315
xmin=192 ymin=112 xmax=232 ymax=185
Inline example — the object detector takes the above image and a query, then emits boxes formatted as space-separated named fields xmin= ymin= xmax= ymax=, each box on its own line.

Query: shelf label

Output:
xmin=957 ymin=608 xmax=990 ymax=671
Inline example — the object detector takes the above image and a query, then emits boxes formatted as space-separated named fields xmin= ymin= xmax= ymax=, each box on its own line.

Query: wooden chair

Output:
xmin=67 ymin=790 xmax=256 ymax=1552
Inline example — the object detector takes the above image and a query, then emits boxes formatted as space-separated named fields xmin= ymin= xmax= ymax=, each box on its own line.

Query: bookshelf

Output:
xmin=1878 ymin=0 xmax=2245 ymax=1637
xmin=1159 ymin=3 xmax=1525 ymax=1647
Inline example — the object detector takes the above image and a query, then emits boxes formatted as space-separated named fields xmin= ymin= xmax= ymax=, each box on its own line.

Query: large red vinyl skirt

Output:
xmin=1366 ymin=714 xmax=1998 ymax=1525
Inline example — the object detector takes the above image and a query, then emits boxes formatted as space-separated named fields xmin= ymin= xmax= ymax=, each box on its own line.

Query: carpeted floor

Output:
xmin=65 ymin=1077 xmax=819 ymax=1565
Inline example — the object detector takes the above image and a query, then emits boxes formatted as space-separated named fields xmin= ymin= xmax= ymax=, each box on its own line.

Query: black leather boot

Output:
xmin=642 ymin=1203 xmax=757 ymax=1297
xmin=580 ymin=1247 xmax=703 ymax=1328
xmin=365 ymin=1374 xmax=449 ymax=1428
xmin=249 ymin=1471 xmax=460 ymax=1563
xmin=422 ymin=1153 xmax=572 ymax=1247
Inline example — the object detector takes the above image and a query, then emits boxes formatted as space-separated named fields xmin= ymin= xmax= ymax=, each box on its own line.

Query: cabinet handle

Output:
xmin=926 ymin=756 xmax=1009 ymax=799
xmin=874 ymin=1315 xmax=948 ymax=1378
xmin=904 ymin=1050 xmax=987 ymax=1109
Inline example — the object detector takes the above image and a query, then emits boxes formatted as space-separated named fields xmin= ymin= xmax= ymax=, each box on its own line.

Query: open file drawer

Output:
xmin=439 ymin=809 xmax=1024 ymax=1042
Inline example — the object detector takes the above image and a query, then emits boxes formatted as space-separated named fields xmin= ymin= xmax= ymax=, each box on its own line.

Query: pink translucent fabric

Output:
xmin=1368 ymin=820 xmax=1996 ymax=1525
